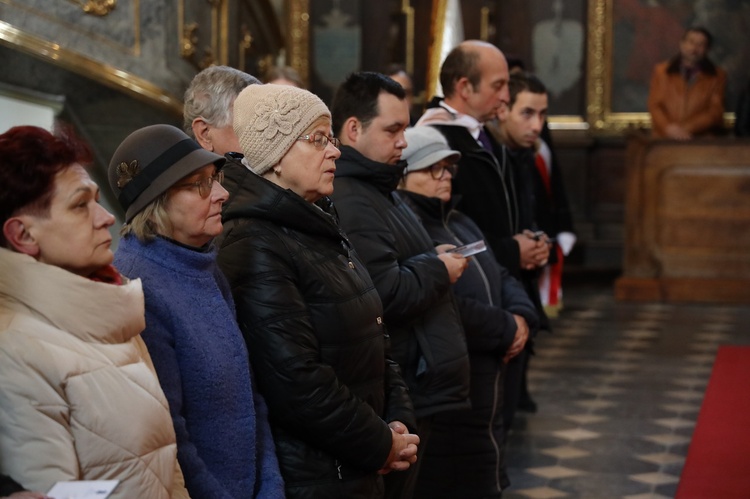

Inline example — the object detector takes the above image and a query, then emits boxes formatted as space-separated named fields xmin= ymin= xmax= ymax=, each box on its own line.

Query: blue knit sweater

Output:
xmin=115 ymin=235 xmax=285 ymax=499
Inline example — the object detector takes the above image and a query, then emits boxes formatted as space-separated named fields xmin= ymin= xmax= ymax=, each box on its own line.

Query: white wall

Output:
xmin=0 ymin=94 xmax=56 ymax=133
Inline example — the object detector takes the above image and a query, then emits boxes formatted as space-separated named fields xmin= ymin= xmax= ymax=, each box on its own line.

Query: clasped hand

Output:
xmin=378 ymin=421 xmax=420 ymax=475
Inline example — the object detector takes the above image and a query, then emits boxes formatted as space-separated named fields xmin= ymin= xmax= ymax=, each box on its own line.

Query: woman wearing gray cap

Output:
xmin=397 ymin=126 xmax=539 ymax=499
xmin=109 ymin=124 xmax=284 ymax=499
xmin=0 ymin=125 xmax=188 ymax=498
xmin=217 ymin=84 xmax=419 ymax=498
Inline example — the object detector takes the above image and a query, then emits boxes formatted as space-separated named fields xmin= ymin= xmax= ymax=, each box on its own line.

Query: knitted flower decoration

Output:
xmin=253 ymin=90 xmax=302 ymax=140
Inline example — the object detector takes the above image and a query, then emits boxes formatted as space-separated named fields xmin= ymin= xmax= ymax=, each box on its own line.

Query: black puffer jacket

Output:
xmin=399 ymin=191 xmax=539 ymax=498
xmin=217 ymin=159 xmax=415 ymax=499
xmin=331 ymin=146 xmax=470 ymax=418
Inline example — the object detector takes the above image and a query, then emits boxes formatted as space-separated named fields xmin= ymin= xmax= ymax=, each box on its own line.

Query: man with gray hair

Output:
xmin=183 ymin=65 xmax=260 ymax=156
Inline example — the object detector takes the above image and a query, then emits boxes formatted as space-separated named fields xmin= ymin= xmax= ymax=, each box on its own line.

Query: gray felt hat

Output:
xmin=108 ymin=124 xmax=225 ymax=223
xmin=402 ymin=126 xmax=461 ymax=174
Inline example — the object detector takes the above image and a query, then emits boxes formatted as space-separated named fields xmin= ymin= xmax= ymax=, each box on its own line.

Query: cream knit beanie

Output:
xmin=233 ymin=84 xmax=330 ymax=175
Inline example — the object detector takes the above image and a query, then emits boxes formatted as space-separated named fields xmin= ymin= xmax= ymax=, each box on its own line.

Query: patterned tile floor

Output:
xmin=503 ymin=281 xmax=750 ymax=499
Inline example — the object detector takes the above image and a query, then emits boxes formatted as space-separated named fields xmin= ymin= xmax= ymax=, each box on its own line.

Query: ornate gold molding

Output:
xmin=3 ymin=0 xmax=139 ymax=55
xmin=585 ymin=0 xmax=609 ymax=132
xmin=587 ymin=0 xmax=651 ymax=132
xmin=426 ymin=0 xmax=448 ymax=101
xmin=0 ymin=20 xmax=181 ymax=115
xmin=238 ymin=25 xmax=253 ymax=73
xmin=548 ymin=115 xmax=589 ymax=130
xmin=586 ymin=0 xmax=651 ymax=133
xmin=67 ymin=0 xmax=117 ymax=17
xmin=401 ymin=0 xmax=415 ymax=75
xmin=480 ymin=6 xmax=490 ymax=42
xmin=287 ymin=0 xmax=310 ymax=88
xmin=178 ymin=0 xmax=221 ymax=70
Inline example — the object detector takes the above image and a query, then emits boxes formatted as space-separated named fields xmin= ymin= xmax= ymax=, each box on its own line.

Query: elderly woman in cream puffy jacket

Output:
xmin=0 ymin=126 xmax=188 ymax=499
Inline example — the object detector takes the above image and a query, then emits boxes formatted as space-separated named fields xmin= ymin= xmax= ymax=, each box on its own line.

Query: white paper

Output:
xmin=448 ymin=239 xmax=487 ymax=257
xmin=47 ymin=480 xmax=118 ymax=499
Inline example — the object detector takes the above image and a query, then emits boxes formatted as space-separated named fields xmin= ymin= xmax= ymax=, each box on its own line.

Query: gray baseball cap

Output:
xmin=402 ymin=126 xmax=461 ymax=174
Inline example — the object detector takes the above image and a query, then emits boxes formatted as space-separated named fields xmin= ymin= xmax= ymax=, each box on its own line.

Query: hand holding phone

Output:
xmin=446 ymin=240 xmax=487 ymax=257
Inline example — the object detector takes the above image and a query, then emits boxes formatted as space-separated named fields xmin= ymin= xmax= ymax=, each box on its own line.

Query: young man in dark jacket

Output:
xmin=330 ymin=71 xmax=470 ymax=499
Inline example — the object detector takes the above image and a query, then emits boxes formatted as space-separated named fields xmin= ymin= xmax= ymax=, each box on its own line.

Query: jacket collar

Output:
xmin=221 ymin=159 xmax=344 ymax=243
xmin=335 ymin=146 xmax=407 ymax=196
xmin=396 ymin=190 xmax=460 ymax=224
xmin=666 ymin=54 xmax=718 ymax=76
xmin=0 ymin=247 xmax=145 ymax=344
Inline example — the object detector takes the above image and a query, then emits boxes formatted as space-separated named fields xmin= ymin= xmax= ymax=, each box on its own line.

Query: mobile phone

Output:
xmin=447 ymin=239 xmax=487 ymax=257
xmin=530 ymin=230 xmax=546 ymax=241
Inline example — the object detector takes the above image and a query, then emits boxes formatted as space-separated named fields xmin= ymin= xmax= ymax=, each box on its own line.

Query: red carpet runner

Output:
xmin=676 ymin=345 xmax=750 ymax=498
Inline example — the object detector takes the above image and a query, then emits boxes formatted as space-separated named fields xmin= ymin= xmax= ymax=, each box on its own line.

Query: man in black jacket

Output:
xmin=330 ymin=71 xmax=470 ymax=499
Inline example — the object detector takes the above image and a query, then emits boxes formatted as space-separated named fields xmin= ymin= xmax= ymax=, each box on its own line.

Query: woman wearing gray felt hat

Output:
xmin=108 ymin=124 xmax=285 ymax=498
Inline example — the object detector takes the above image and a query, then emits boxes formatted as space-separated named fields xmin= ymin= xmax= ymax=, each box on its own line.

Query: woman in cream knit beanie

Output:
xmin=218 ymin=84 xmax=421 ymax=498
xmin=233 ymin=84 xmax=333 ymax=177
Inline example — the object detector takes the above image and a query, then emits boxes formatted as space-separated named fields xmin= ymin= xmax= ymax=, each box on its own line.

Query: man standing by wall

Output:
xmin=648 ymin=26 xmax=726 ymax=139
xmin=330 ymin=71 xmax=470 ymax=499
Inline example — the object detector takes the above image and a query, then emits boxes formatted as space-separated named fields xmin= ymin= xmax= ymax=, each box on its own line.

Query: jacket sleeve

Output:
xmin=171 ymin=461 xmax=191 ymax=499
xmin=500 ymin=270 xmax=540 ymax=333
xmin=484 ymin=235 xmax=522 ymax=278
xmin=214 ymin=267 xmax=285 ymax=496
xmin=218 ymin=230 xmax=393 ymax=472
xmin=452 ymin=293 xmax=517 ymax=355
xmin=251 ymin=381 xmax=286 ymax=497
xmin=131 ymin=336 xmax=193 ymax=499
xmin=334 ymin=191 xmax=452 ymax=324
xmin=648 ymin=64 xmax=670 ymax=137
xmin=542 ymin=124 xmax=575 ymax=234
xmin=140 ymin=307 xmax=234 ymax=499
xmin=0 ymin=337 xmax=80 ymax=491
xmin=683 ymin=69 xmax=726 ymax=135
xmin=382 ymin=329 xmax=417 ymax=432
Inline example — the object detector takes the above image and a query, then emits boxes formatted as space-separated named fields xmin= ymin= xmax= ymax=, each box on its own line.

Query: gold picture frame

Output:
xmin=586 ymin=0 xmax=737 ymax=135
xmin=586 ymin=0 xmax=650 ymax=134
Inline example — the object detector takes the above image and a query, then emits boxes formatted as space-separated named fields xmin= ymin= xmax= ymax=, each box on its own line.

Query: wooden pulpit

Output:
xmin=615 ymin=133 xmax=750 ymax=303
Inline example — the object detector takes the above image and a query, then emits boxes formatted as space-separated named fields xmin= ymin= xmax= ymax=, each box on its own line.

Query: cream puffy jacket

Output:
xmin=0 ymin=248 xmax=189 ymax=499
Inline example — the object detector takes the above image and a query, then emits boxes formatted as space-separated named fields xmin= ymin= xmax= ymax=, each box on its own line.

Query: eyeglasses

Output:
xmin=429 ymin=163 xmax=457 ymax=180
xmin=297 ymin=132 xmax=340 ymax=150
xmin=175 ymin=170 xmax=224 ymax=198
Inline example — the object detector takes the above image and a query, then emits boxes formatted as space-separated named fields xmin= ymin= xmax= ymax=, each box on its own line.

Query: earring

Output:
xmin=273 ymin=168 xmax=281 ymax=176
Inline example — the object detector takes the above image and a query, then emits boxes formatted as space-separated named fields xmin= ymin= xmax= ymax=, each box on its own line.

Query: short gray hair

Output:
xmin=183 ymin=66 xmax=261 ymax=138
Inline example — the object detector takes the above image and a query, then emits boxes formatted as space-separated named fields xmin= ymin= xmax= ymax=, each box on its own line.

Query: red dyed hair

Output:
xmin=0 ymin=124 xmax=93 ymax=245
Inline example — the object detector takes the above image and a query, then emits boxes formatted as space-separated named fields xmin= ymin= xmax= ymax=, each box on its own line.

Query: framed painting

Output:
xmin=587 ymin=0 xmax=750 ymax=133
